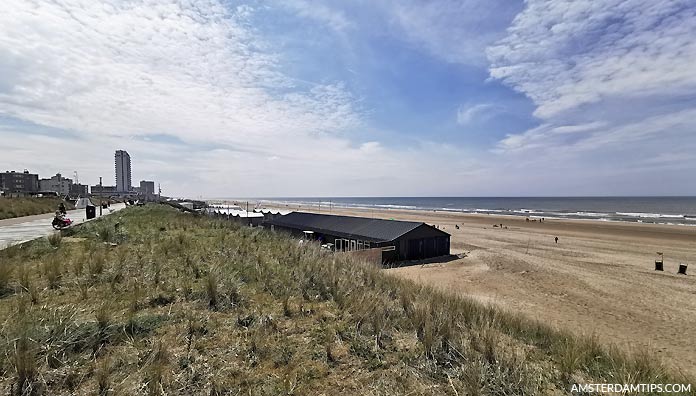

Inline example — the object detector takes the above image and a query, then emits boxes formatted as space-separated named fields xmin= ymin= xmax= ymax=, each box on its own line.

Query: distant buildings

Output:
xmin=139 ymin=180 xmax=155 ymax=199
xmin=70 ymin=183 xmax=89 ymax=197
xmin=90 ymin=185 xmax=117 ymax=196
xmin=115 ymin=150 xmax=132 ymax=193
xmin=39 ymin=173 xmax=72 ymax=196
xmin=38 ymin=173 xmax=89 ymax=197
xmin=91 ymin=151 xmax=155 ymax=199
xmin=0 ymin=170 xmax=39 ymax=194
xmin=2 ymin=149 xmax=157 ymax=200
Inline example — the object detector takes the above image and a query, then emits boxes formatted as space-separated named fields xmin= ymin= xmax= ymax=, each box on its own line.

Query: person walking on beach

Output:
xmin=554 ymin=236 xmax=559 ymax=244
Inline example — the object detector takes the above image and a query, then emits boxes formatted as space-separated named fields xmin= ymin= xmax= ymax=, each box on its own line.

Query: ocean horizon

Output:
xmin=214 ymin=196 xmax=696 ymax=226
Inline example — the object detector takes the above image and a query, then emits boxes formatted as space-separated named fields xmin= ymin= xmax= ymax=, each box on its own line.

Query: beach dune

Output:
xmin=271 ymin=204 xmax=696 ymax=374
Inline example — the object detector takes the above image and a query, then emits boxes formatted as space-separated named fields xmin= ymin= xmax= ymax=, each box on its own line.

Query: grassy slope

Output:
xmin=0 ymin=206 xmax=691 ymax=395
xmin=0 ymin=197 xmax=75 ymax=220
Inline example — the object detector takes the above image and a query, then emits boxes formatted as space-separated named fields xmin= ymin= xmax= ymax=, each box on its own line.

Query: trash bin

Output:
xmin=678 ymin=263 xmax=688 ymax=275
xmin=86 ymin=205 xmax=96 ymax=220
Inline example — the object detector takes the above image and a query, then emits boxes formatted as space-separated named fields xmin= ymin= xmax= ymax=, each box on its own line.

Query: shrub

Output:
xmin=47 ymin=232 xmax=62 ymax=248
xmin=88 ymin=251 xmax=105 ymax=276
xmin=228 ymin=277 xmax=243 ymax=307
xmin=95 ymin=303 xmax=111 ymax=332
xmin=0 ymin=257 xmax=13 ymax=293
xmin=205 ymin=271 xmax=218 ymax=309
xmin=45 ymin=257 xmax=62 ymax=289
xmin=147 ymin=341 xmax=170 ymax=396
xmin=282 ymin=295 xmax=292 ymax=317
xmin=186 ymin=317 xmax=207 ymax=353
xmin=96 ymin=358 xmax=111 ymax=396
xmin=15 ymin=334 xmax=38 ymax=393
xmin=96 ymin=224 xmax=114 ymax=243
xmin=94 ymin=303 xmax=113 ymax=354
xmin=17 ymin=264 xmax=31 ymax=292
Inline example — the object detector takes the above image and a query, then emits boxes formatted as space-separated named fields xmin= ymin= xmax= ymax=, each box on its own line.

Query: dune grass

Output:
xmin=0 ymin=205 xmax=691 ymax=395
xmin=0 ymin=197 xmax=75 ymax=220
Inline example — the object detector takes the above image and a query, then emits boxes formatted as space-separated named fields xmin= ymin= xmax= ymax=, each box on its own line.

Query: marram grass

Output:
xmin=0 ymin=197 xmax=75 ymax=220
xmin=0 ymin=205 xmax=691 ymax=395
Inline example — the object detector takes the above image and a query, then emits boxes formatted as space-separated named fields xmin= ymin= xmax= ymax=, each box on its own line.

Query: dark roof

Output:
xmin=266 ymin=212 xmax=448 ymax=242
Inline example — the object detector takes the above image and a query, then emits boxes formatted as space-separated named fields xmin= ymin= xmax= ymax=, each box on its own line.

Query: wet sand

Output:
xmin=273 ymin=204 xmax=696 ymax=374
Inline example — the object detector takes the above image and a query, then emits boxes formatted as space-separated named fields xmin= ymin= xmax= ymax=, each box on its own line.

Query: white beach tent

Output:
xmin=75 ymin=197 xmax=94 ymax=209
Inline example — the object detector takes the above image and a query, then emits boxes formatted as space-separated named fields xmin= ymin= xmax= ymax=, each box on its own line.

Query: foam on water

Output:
xmin=247 ymin=197 xmax=696 ymax=226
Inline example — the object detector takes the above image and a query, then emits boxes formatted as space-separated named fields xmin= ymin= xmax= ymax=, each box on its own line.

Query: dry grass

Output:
xmin=0 ymin=197 xmax=74 ymax=220
xmin=46 ymin=233 xmax=62 ymax=248
xmin=0 ymin=205 xmax=691 ymax=395
xmin=0 ymin=258 xmax=13 ymax=295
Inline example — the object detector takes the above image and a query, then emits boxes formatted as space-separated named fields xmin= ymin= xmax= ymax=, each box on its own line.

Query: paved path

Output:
xmin=0 ymin=203 xmax=126 ymax=250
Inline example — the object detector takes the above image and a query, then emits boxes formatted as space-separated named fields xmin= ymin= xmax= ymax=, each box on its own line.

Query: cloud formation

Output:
xmin=1 ymin=0 xmax=694 ymax=196
xmin=488 ymin=0 xmax=696 ymax=119
xmin=0 ymin=0 xmax=456 ymax=196
xmin=456 ymin=104 xmax=499 ymax=125
xmin=488 ymin=0 xmax=696 ymax=167
xmin=387 ymin=0 xmax=522 ymax=65
xmin=0 ymin=0 xmax=361 ymax=143
xmin=277 ymin=0 xmax=353 ymax=31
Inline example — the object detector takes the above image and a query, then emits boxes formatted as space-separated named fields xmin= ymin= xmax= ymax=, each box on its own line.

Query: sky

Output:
xmin=1 ymin=0 xmax=695 ymax=198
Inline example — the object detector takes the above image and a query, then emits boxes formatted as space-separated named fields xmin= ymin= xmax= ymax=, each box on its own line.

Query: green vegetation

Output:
xmin=0 ymin=197 xmax=75 ymax=220
xmin=0 ymin=206 xmax=691 ymax=395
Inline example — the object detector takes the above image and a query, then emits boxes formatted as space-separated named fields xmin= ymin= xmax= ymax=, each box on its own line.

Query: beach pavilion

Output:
xmin=266 ymin=212 xmax=450 ymax=261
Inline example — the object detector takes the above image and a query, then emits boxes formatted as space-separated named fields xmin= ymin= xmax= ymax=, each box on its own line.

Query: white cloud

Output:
xmin=0 ymin=0 xmax=488 ymax=197
xmin=488 ymin=0 xmax=696 ymax=119
xmin=2 ymin=0 xmax=694 ymax=196
xmin=359 ymin=141 xmax=381 ymax=153
xmin=573 ymin=108 xmax=696 ymax=150
xmin=456 ymin=103 xmax=498 ymax=125
xmin=496 ymin=121 xmax=607 ymax=152
xmin=276 ymin=0 xmax=353 ymax=31
xmin=386 ymin=0 xmax=522 ymax=65
xmin=487 ymin=0 xmax=696 ymax=172
xmin=0 ymin=0 xmax=364 ymax=144
xmin=0 ymin=0 xmax=390 ymax=195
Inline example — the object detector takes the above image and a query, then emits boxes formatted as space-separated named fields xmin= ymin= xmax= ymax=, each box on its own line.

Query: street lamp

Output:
xmin=99 ymin=177 xmax=103 ymax=216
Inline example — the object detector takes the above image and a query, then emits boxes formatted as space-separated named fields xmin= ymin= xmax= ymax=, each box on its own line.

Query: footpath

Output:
xmin=0 ymin=203 xmax=126 ymax=250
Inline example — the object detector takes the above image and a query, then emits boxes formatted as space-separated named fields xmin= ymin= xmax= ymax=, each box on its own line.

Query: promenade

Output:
xmin=0 ymin=203 xmax=126 ymax=250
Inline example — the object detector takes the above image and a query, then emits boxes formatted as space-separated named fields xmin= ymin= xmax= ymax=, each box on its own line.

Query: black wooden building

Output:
xmin=266 ymin=212 xmax=450 ymax=261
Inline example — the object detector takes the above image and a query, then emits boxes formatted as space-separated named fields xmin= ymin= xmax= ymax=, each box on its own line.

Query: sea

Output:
xmin=252 ymin=197 xmax=696 ymax=226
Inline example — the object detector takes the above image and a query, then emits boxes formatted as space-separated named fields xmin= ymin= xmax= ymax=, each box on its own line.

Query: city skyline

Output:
xmin=1 ymin=1 xmax=695 ymax=197
xmin=1 ymin=148 xmax=158 ymax=197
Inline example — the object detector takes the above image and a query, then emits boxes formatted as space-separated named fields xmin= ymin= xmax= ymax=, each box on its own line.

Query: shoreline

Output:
xmin=254 ymin=201 xmax=696 ymax=243
xmin=216 ymin=198 xmax=696 ymax=227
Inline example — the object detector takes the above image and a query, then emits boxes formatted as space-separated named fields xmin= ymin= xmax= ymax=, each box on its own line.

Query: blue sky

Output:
xmin=1 ymin=0 xmax=695 ymax=197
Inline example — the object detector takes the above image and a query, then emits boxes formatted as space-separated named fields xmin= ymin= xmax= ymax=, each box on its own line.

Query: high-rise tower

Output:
xmin=115 ymin=150 xmax=132 ymax=192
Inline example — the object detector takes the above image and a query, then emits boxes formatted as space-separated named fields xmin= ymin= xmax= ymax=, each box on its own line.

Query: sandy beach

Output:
xmin=266 ymin=203 xmax=696 ymax=374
